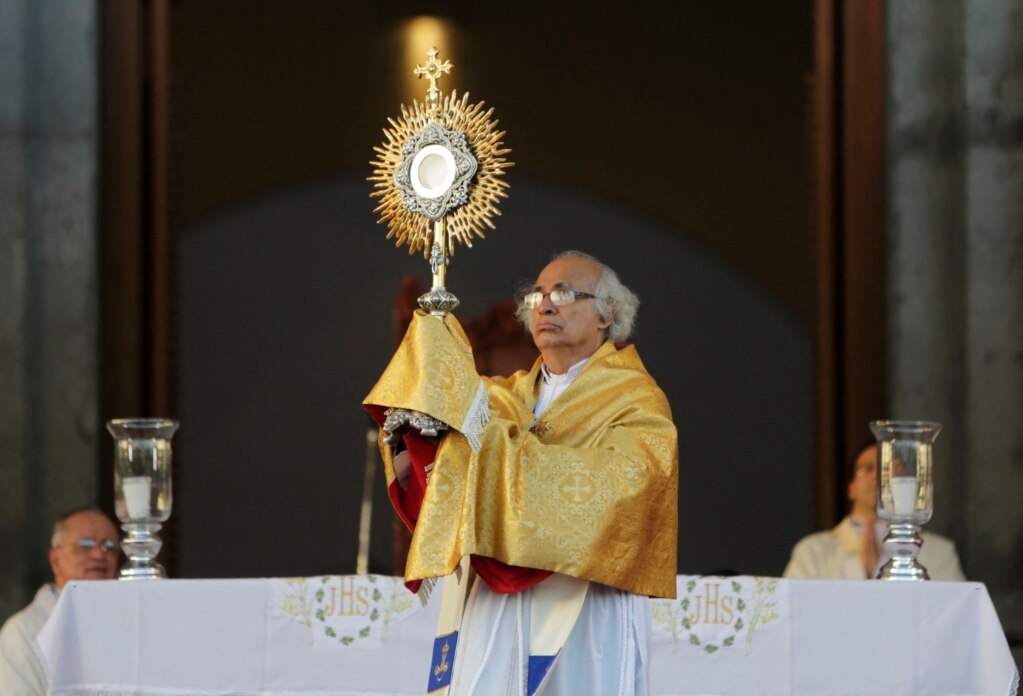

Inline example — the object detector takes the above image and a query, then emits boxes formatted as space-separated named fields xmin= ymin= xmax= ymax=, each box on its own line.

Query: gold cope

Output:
xmin=364 ymin=311 xmax=679 ymax=599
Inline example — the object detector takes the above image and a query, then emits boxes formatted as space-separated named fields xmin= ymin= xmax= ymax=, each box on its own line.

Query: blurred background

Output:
xmin=1 ymin=0 xmax=1020 ymax=665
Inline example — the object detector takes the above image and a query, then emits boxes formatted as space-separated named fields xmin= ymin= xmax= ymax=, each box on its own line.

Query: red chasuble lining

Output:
xmin=366 ymin=404 xmax=551 ymax=594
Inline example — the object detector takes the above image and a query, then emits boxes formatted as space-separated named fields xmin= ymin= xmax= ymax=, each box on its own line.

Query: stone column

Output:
xmin=964 ymin=0 xmax=1023 ymax=642
xmin=886 ymin=0 xmax=967 ymax=540
xmin=888 ymin=0 xmax=1023 ymax=660
xmin=0 ymin=0 xmax=100 ymax=619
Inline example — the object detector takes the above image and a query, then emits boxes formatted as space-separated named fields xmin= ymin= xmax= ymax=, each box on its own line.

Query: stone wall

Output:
xmin=0 ymin=0 xmax=100 ymax=619
xmin=888 ymin=0 xmax=1023 ymax=663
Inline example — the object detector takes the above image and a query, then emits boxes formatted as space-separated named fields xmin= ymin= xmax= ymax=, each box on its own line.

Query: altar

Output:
xmin=39 ymin=575 xmax=1018 ymax=696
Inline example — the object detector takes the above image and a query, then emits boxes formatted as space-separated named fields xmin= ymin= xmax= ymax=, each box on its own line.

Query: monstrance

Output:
xmin=369 ymin=48 xmax=512 ymax=315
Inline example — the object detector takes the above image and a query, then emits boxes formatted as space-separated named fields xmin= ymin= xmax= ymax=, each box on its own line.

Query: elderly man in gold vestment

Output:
xmin=365 ymin=250 xmax=678 ymax=696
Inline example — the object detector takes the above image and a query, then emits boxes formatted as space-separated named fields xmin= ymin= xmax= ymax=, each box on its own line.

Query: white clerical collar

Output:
xmin=540 ymin=357 xmax=589 ymax=386
xmin=534 ymin=357 xmax=590 ymax=420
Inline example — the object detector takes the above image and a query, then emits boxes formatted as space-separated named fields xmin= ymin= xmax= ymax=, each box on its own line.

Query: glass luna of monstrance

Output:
xmin=106 ymin=418 xmax=179 ymax=580
xmin=869 ymin=420 xmax=940 ymax=581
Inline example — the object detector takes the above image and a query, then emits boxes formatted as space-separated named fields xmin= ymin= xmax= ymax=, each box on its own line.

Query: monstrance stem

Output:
xmin=418 ymin=217 xmax=460 ymax=315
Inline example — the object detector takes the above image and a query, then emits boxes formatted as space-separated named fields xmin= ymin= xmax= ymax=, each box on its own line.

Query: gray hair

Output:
xmin=51 ymin=507 xmax=107 ymax=548
xmin=516 ymin=250 xmax=639 ymax=343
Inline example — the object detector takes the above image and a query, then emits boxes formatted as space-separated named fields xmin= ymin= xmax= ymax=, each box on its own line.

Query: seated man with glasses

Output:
xmin=366 ymin=250 xmax=677 ymax=695
xmin=0 ymin=507 xmax=119 ymax=696
xmin=783 ymin=444 xmax=966 ymax=581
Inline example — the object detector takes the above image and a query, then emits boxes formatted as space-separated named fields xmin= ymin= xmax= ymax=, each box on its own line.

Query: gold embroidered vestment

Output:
xmin=365 ymin=311 xmax=678 ymax=599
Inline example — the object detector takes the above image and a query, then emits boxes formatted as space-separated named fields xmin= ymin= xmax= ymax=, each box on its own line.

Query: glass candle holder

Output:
xmin=106 ymin=418 xmax=179 ymax=580
xmin=869 ymin=420 xmax=940 ymax=581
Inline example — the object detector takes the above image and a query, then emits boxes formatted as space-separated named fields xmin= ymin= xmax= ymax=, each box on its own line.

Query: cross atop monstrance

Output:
xmin=370 ymin=48 xmax=512 ymax=315
xmin=414 ymin=48 xmax=453 ymax=113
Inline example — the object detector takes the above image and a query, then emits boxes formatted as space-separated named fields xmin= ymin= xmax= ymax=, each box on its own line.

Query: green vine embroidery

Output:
xmin=279 ymin=578 xmax=315 ymax=643
xmin=745 ymin=577 xmax=780 ymax=654
xmin=652 ymin=576 xmax=781 ymax=655
xmin=280 ymin=577 xmax=415 ymax=646
xmin=654 ymin=577 xmax=744 ymax=650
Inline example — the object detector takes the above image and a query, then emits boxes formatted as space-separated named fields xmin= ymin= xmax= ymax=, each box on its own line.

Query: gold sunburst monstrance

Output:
xmin=369 ymin=48 xmax=512 ymax=314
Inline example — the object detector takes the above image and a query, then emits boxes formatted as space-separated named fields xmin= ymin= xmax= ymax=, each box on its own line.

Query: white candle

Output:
xmin=123 ymin=476 xmax=152 ymax=519
xmin=890 ymin=476 xmax=919 ymax=517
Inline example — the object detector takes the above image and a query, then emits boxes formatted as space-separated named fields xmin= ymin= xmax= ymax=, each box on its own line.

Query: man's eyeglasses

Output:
xmin=522 ymin=289 xmax=597 ymax=309
xmin=60 ymin=537 xmax=119 ymax=553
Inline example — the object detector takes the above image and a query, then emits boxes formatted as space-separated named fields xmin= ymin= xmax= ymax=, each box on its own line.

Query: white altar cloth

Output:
xmin=38 ymin=575 xmax=1018 ymax=696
